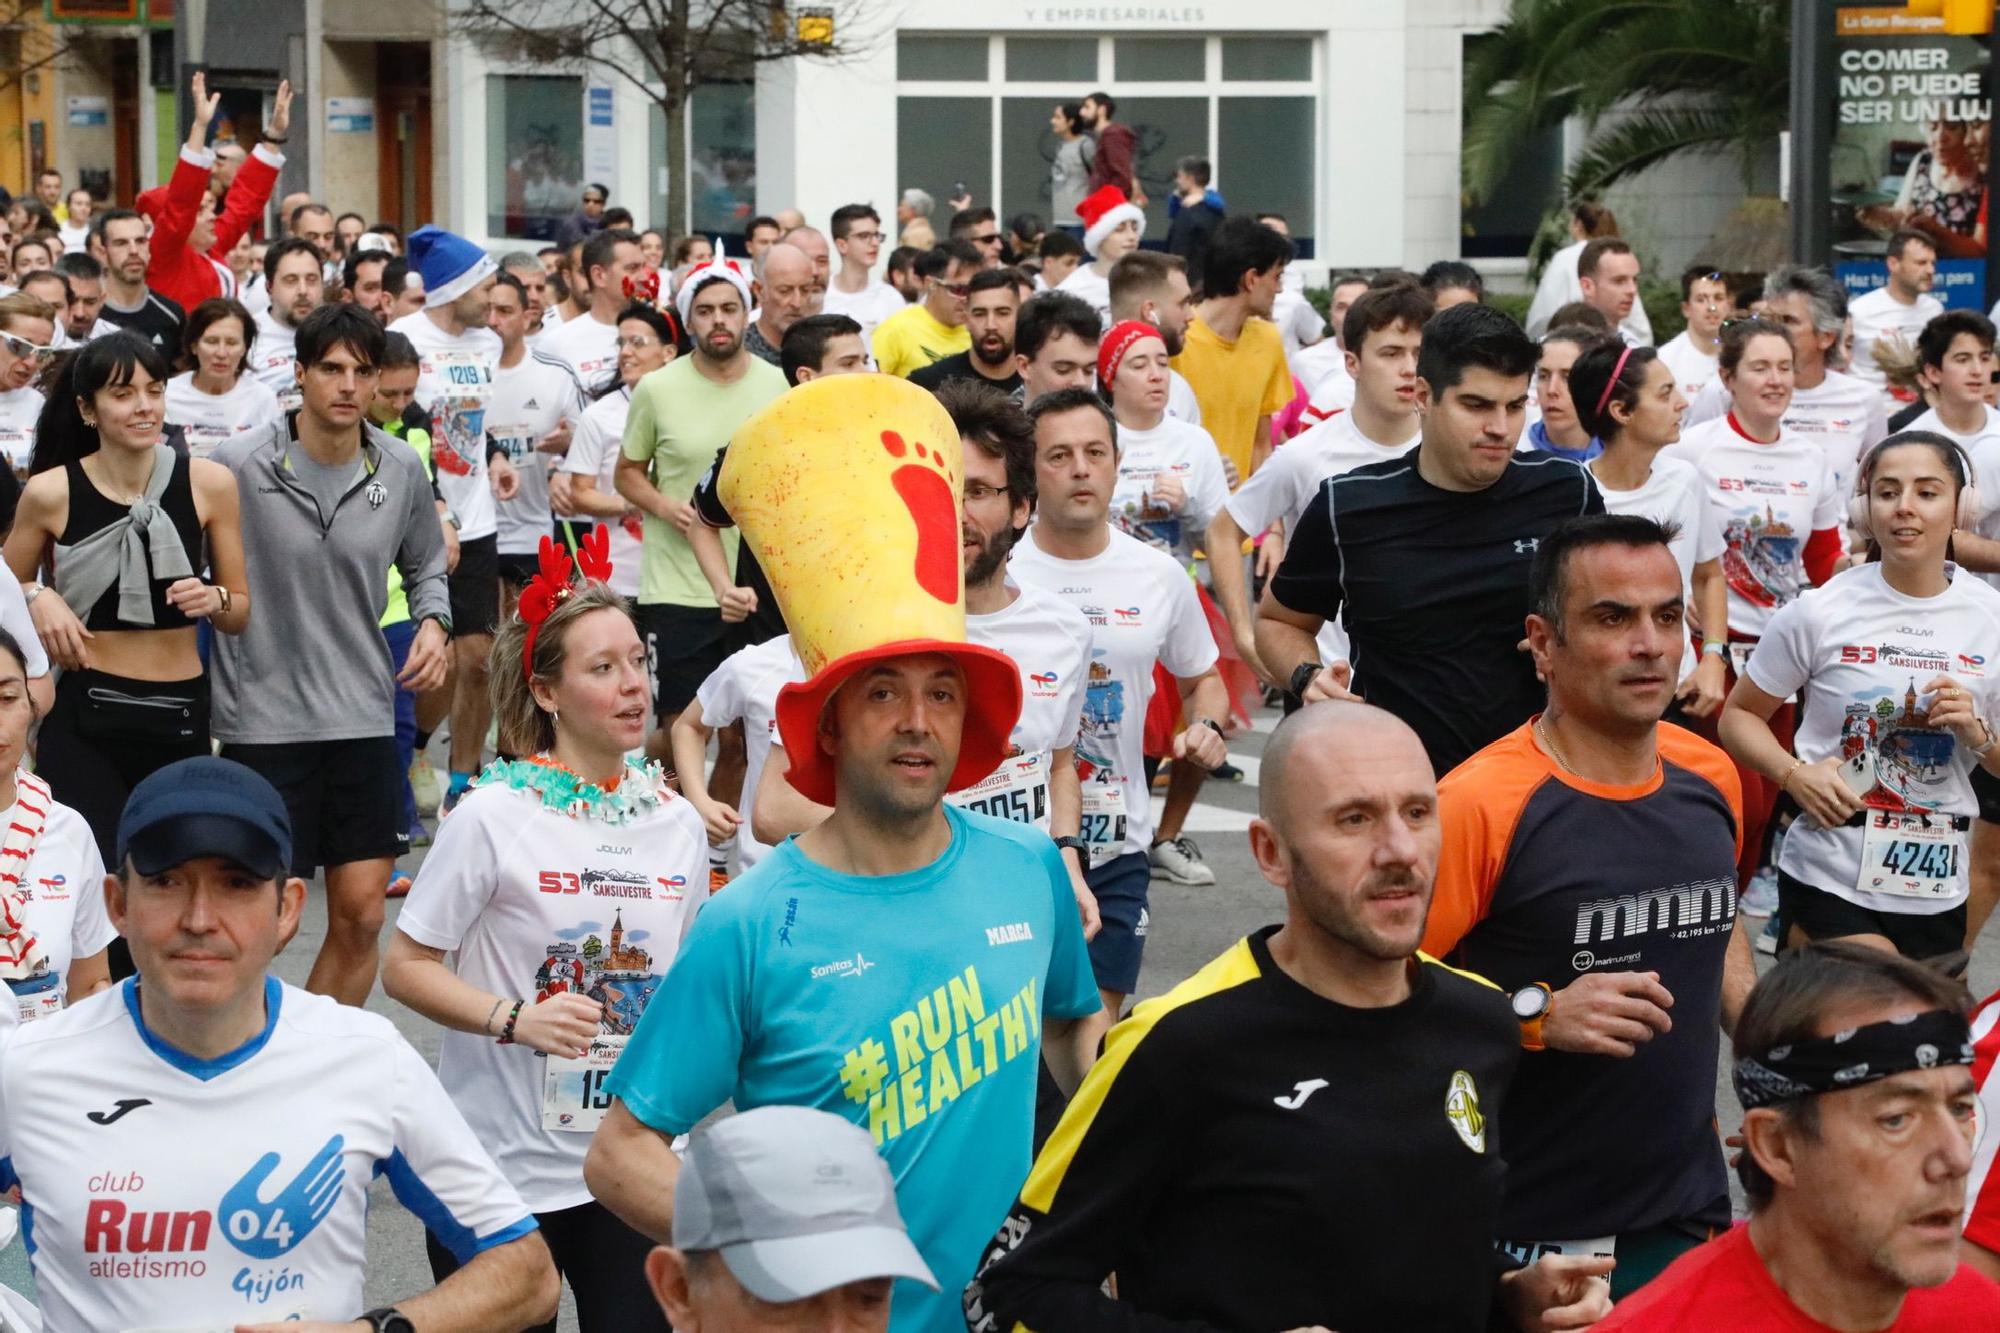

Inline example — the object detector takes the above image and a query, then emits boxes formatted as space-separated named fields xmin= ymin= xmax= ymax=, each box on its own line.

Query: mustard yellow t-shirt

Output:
xmin=872 ymin=303 xmax=971 ymax=379
xmin=1172 ymin=315 xmax=1293 ymax=479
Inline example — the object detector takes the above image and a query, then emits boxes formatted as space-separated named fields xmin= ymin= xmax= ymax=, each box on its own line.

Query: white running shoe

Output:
xmin=410 ymin=757 xmax=442 ymax=817
xmin=1149 ymin=836 xmax=1216 ymax=886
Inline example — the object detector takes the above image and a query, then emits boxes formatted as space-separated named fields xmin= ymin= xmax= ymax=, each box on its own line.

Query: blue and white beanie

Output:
xmin=407 ymin=225 xmax=498 ymax=309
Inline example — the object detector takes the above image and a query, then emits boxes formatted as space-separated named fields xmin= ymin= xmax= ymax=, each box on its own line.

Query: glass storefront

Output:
xmin=898 ymin=32 xmax=1319 ymax=253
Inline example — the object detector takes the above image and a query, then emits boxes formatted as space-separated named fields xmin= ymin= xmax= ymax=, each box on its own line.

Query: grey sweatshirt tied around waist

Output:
xmin=53 ymin=443 xmax=194 ymax=626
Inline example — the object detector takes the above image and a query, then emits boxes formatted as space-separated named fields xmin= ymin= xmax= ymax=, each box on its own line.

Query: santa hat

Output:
xmin=407 ymin=225 xmax=498 ymax=309
xmin=1077 ymin=185 xmax=1145 ymax=259
xmin=675 ymin=240 xmax=755 ymax=327
xmin=719 ymin=375 xmax=1022 ymax=806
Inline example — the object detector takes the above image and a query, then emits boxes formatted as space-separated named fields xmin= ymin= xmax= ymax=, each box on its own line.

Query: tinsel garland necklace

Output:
xmin=471 ymin=753 xmax=667 ymax=826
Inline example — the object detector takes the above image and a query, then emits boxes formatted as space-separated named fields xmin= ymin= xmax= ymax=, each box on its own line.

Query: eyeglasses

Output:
xmin=933 ymin=281 xmax=973 ymax=298
xmin=846 ymin=230 xmax=885 ymax=244
xmin=963 ymin=482 xmax=1011 ymax=505
xmin=616 ymin=334 xmax=660 ymax=349
xmin=0 ymin=333 xmax=54 ymax=363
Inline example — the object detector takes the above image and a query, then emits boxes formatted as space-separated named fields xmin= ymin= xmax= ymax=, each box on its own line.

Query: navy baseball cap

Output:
xmin=116 ymin=757 xmax=293 ymax=880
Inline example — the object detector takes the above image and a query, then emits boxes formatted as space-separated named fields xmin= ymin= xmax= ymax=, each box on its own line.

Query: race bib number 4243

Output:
xmin=1859 ymin=810 xmax=1966 ymax=900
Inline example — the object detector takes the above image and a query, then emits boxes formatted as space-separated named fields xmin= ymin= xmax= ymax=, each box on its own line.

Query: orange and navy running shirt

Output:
xmin=1424 ymin=720 xmax=1744 ymax=1242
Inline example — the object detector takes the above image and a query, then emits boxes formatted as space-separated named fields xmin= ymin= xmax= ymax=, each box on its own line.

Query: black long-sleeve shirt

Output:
xmin=967 ymin=926 xmax=1521 ymax=1333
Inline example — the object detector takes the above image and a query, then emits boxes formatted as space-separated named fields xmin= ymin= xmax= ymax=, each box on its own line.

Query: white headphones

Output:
xmin=1847 ymin=431 xmax=1983 ymax=538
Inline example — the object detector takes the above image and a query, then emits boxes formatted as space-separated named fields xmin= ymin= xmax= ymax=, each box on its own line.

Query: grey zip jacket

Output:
xmin=209 ymin=417 xmax=449 ymax=743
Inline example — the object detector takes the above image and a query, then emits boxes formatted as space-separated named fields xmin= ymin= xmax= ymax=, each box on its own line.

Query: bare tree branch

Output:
xmin=0 ymin=1 xmax=87 ymax=100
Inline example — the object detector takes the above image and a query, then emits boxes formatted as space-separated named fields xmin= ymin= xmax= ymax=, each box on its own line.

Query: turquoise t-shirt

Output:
xmin=605 ymin=805 xmax=1099 ymax=1332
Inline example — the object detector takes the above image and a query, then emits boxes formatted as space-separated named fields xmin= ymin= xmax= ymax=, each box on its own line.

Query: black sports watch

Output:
xmin=1288 ymin=660 xmax=1323 ymax=700
xmin=361 ymin=1308 xmax=415 ymax=1333
xmin=1052 ymin=835 xmax=1090 ymax=857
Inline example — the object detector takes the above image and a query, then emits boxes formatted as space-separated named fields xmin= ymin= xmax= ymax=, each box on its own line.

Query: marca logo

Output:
xmin=985 ymin=922 xmax=1034 ymax=946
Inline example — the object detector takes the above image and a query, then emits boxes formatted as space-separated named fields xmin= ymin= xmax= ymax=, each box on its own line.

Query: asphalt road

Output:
xmin=301 ymin=709 xmax=2000 ymax=1327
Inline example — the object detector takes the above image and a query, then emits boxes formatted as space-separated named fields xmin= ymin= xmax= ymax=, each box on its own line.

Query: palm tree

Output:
xmin=1463 ymin=0 xmax=1790 ymax=208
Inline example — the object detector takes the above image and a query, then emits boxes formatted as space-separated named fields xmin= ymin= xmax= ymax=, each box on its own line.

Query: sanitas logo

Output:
xmin=811 ymin=952 xmax=877 ymax=980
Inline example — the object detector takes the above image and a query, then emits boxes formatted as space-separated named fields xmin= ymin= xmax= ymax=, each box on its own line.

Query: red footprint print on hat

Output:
xmin=879 ymin=430 xmax=957 ymax=603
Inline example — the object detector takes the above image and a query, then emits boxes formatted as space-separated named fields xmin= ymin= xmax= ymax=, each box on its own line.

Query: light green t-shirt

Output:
xmin=621 ymin=355 xmax=788 ymax=607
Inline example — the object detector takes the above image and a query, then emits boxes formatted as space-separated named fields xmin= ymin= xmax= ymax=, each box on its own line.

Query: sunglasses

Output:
xmin=0 ymin=333 xmax=54 ymax=363
xmin=969 ymin=232 xmax=1002 ymax=245
xmin=934 ymin=281 xmax=973 ymax=298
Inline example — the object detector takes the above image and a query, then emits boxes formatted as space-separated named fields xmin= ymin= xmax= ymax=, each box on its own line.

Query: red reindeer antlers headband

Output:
xmin=519 ymin=530 xmax=614 ymax=682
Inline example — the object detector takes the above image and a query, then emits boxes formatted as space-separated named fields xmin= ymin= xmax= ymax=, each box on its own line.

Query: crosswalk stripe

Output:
xmin=1148 ymin=796 xmax=1255 ymax=833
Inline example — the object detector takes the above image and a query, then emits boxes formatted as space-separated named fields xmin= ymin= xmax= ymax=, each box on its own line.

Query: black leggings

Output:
xmin=426 ymin=1198 xmax=665 ymax=1333
xmin=37 ymin=668 xmax=210 ymax=979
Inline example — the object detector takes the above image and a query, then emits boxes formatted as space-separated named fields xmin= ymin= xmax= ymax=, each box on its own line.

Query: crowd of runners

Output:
xmin=0 ymin=73 xmax=1996 ymax=1331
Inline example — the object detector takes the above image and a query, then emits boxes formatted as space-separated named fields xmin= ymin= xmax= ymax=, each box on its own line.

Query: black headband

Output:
xmin=1734 ymin=1008 xmax=1974 ymax=1110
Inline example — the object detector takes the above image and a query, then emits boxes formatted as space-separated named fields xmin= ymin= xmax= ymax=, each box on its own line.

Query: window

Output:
xmin=898 ymin=97 xmax=992 ymax=234
xmin=690 ymin=84 xmax=756 ymax=238
xmin=1115 ymin=38 xmax=1204 ymax=82
xmin=1006 ymin=38 xmax=1097 ymax=82
xmin=897 ymin=35 xmax=1319 ymax=252
xmin=1117 ymin=98 xmax=1209 ymax=240
xmin=1459 ymin=33 xmax=1562 ymax=257
xmin=487 ymin=75 xmax=584 ymax=242
xmin=899 ymin=35 xmax=986 ymax=81
xmin=1221 ymin=37 xmax=1310 ymax=81
xmin=1219 ymin=98 xmax=1316 ymax=241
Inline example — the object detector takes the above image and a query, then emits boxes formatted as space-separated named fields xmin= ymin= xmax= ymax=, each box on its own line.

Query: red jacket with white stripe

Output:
xmin=134 ymin=142 xmax=284 ymax=314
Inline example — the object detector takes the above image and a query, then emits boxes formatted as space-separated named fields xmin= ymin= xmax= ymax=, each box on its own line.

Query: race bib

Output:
xmin=1500 ymin=1235 xmax=1617 ymax=1269
xmin=1729 ymin=640 xmax=1797 ymax=705
xmin=949 ymin=751 xmax=1050 ymax=828
xmin=543 ymin=1035 xmax=625 ymax=1133
xmin=0 ymin=430 xmax=30 ymax=481
xmin=1079 ymin=780 xmax=1127 ymax=863
xmin=180 ymin=423 xmax=233 ymax=460
xmin=1858 ymin=810 xmax=1967 ymax=900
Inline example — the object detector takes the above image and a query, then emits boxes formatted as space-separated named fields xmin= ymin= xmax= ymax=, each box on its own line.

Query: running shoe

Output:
xmin=440 ymin=784 xmax=466 ymax=817
xmin=1149 ymin=836 xmax=1216 ymax=886
xmin=709 ymin=866 xmax=731 ymax=894
xmin=1739 ymin=868 xmax=1779 ymax=919
xmin=1755 ymin=914 xmax=1781 ymax=956
xmin=410 ymin=758 xmax=442 ymax=817
xmin=386 ymin=872 xmax=412 ymax=899
xmin=1211 ymin=761 xmax=1245 ymax=783
xmin=407 ymin=820 xmax=432 ymax=850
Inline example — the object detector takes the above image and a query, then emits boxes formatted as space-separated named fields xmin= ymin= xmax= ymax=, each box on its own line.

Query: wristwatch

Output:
xmin=360 ymin=1309 xmax=414 ymax=1333
xmin=1052 ymin=835 xmax=1089 ymax=859
xmin=22 ymin=582 xmax=43 ymax=605
xmin=1195 ymin=716 xmax=1225 ymax=737
xmin=1287 ymin=661 xmax=1323 ymax=700
xmin=1510 ymin=983 xmax=1554 ymax=1052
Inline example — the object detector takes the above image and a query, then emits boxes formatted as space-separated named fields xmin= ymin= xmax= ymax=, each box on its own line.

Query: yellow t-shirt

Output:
xmin=871 ymin=303 xmax=971 ymax=379
xmin=1172 ymin=315 xmax=1293 ymax=479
